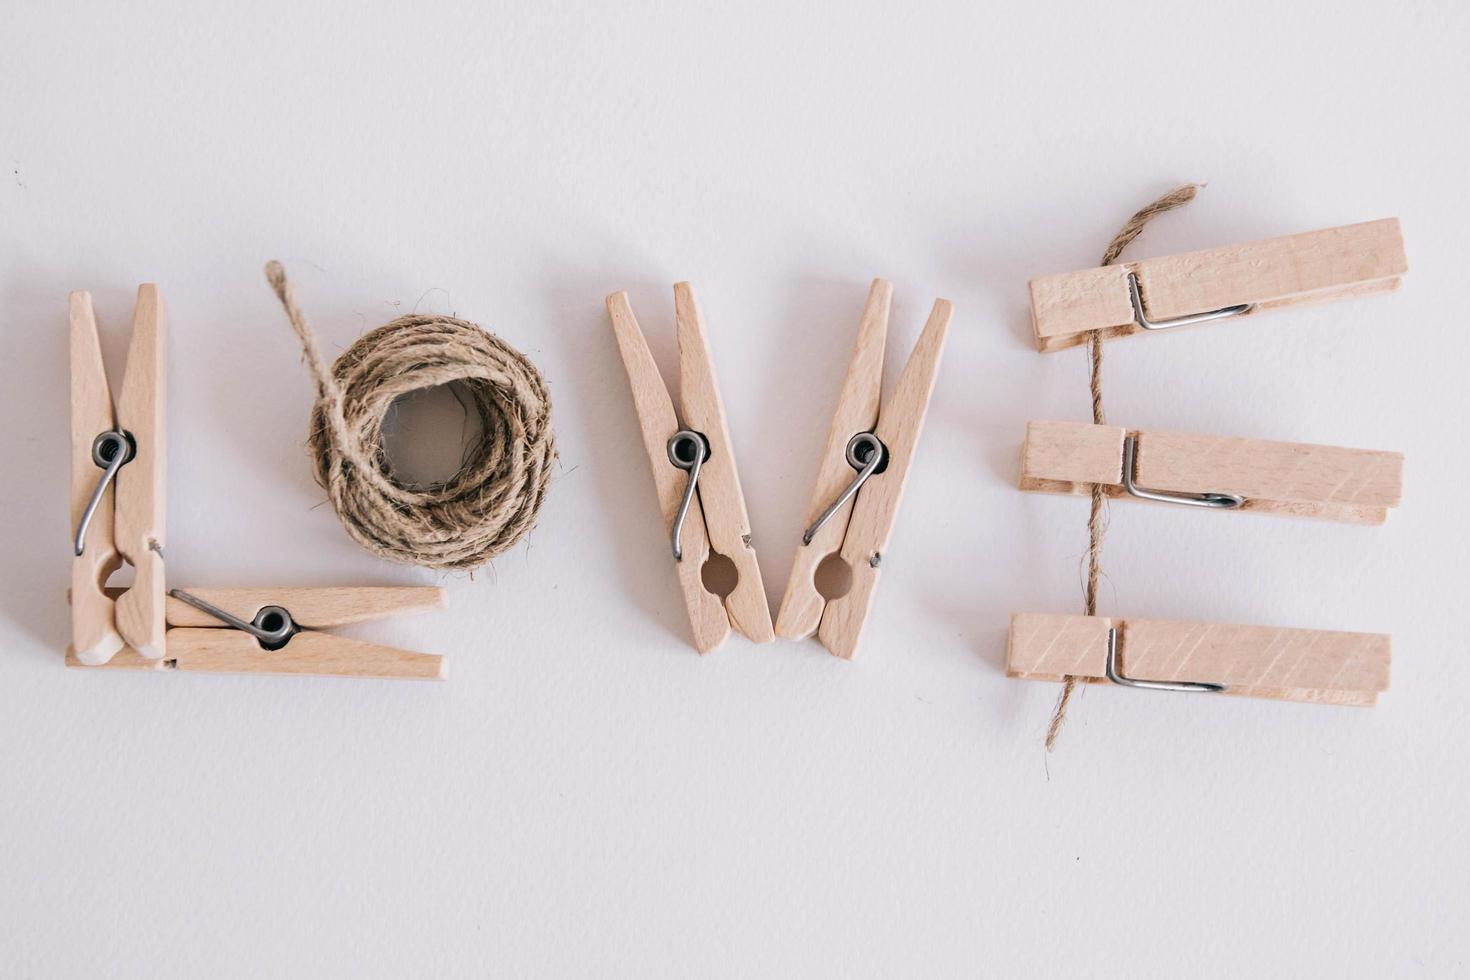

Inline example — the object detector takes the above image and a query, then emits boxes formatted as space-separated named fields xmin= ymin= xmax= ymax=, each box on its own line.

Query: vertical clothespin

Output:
xmin=776 ymin=280 xmax=951 ymax=659
xmin=606 ymin=283 xmax=774 ymax=653
xmin=69 ymin=285 xmax=167 ymax=664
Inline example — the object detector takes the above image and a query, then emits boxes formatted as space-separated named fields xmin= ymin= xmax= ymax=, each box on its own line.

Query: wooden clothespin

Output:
xmin=1029 ymin=218 xmax=1407 ymax=352
xmin=605 ymin=284 xmax=774 ymax=653
xmin=1019 ymin=421 xmax=1404 ymax=524
xmin=70 ymin=286 xmax=167 ymax=665
xmin=775 ymin=280 xmax=952 ymax=659
xmin=67 ymin=588 xmax=447 ymax=679
xmin=1007 ymin=613 xmax=1389 ymax=705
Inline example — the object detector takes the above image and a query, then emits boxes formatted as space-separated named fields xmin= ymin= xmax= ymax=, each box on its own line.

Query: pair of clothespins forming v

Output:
xmin=607 ymin=279 xmax=951 ymax=658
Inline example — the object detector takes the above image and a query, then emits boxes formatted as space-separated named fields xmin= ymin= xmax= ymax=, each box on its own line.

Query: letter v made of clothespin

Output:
xmin=606 ymin=284 xmax=775 ymax=654
xmin=776 ymin=280 xmax=952 ymax=659
xmin=69 ymin=286 xmax=167 ymax=665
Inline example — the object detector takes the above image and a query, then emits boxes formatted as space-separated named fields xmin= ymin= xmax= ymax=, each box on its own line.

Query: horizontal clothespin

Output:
xmin=606 ymin=284 xmax=774 ymax=653
xmin=69 ymin=286 xmax=167 ymax=665
xmin=1007 ymin=613 xmax=1389 ymax=705
xmin=67 ymin=587 xmax=447 ymax=679
xmin=775 ymin=280 xmax=952 ymax=658
xmin=1019 ymin=421 xmax=1403 ymax=524
xmin=1028 ymin=218 xmax=1407 ymax=352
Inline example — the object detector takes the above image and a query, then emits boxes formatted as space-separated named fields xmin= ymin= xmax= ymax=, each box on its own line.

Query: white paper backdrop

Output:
xmin=2 ymin=1 xmax=1467 ymax=976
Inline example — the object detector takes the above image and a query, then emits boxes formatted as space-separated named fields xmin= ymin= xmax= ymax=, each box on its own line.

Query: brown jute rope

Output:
xmin=1044 ymin=184 xmax=1201 ymax=751
xmin=264 ymin=261 xmax=556 ymax=571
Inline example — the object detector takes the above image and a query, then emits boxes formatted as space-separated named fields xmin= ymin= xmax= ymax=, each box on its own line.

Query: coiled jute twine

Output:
xmin=1044 ymin=184 xmax=1201 ymax=751
xmin=264 ymin=262 xmax=556 ymax=571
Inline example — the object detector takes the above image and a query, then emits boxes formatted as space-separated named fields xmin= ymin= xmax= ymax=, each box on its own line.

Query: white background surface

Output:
xmin=2 ymin=1 xmax=1467 ymax=976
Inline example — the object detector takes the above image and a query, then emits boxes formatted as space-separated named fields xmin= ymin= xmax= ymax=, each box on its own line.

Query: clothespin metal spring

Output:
xmin=73 ymin=429 xmax=136 ymax=556
xmin=666 ymin=429 xmax=710 ymax=562
xmin=1103 ymin=627 xmax=1225 ymax=694
xmin=1122 ymin=433 xmax=1244 ymax=509
xmin=1126 ymin=272 xmax=1253 ymax=331
xmin=169 ymin=588 xmax=298 ymax=650
xmin=802 ymin=432 xmax=888 ymax=545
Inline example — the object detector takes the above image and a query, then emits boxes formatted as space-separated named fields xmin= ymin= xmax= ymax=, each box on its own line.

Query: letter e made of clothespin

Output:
xmin=1019 ymin=421 xmax=1404 ymax=524
xmin=1007 ymin=613 xmax=1389 ymax=705
xmin=1028 ymin=218 xmax=1407 ymax=352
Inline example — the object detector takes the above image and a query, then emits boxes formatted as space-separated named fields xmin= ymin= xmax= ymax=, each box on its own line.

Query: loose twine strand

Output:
xmin=1044 ymin=184 xmax=1200 ymax=751
xmin=264 ymin=261 xmax=556 ymax=571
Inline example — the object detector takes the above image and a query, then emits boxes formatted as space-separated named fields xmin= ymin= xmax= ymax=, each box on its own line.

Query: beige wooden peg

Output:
xmin=776 ymin=282 xmax=951 ymax=659
xmin=67 ymin=586 xmax=447 ymax=680
xmin=67 ymin=285 xmax=167 ymax=664
xmin=113 ymin=284 xmax=167 ymax=658
xmin=776 ymin=280 xmax=890 ymax=642
xmin=606 ymin=287 xmax=767 ymax=653
xmin=673 ymin=283 xmax=774 ymax=645
xmin=1007 ymin=613 xmax=1390 ymax=705
xmin=69 ymin=292 xmax=123 ymax=665
xmin=1029 ymin=218 xmax=1407 ymax=352
xmin=1019 ymin=420 xmax=1403 ymax=524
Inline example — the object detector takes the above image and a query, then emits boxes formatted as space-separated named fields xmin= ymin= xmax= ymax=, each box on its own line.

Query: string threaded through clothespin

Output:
xmin=264 ymin=261 xmax=556 ymax=571
xmin=1044 ymin=184 xmax=1201 ymax=751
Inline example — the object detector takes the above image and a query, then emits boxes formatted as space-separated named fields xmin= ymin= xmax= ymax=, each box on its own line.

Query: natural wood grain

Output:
xmin=71 ymin=630 xmax=445 ymax=680
xmin=164 ymin=587 xmax=447 ymax=628
xmin=1006 ymin=613 xmax=1389 ymax=705
xmin=606 ymin=291 xmax=730 ymax=654
xmin=112 ymin=284 xmax=167 ymax=658
xmin=1018 ymin=420 xmax=1403 ymax=523
xmin=65 ymin=647 xmax=167 ymax=671
xmin=1029 ymin=218 xmax=1407 ymax=351
xmin=68 ymin=291 xmax=123 ymax=665
xmin=1017 ymin=420 xmax=1123 ymax=494
xmin=818 ymin=299 xmax=951 ymax=659
xmin=675 ymin=282 xmax=774 ymax=645
xmin=775 ymin=279 xmax=890 ymax=641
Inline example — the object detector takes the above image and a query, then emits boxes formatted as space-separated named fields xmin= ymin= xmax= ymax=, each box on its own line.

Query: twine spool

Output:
xmin=264 ymin=262 xmax=556 ymax=571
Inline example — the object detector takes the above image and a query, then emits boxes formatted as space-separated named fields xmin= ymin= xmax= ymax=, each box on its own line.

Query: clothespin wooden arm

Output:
xmin=673 ymin=283 xmax=774 ymax=645
xmin=113 ymin=284 xmax=167 ymax=658
xmin=605 ymin=290 xmax=730 ymax=654
xmin=776 ymin=279 xmax=890 ymax=642
xmin=163 ymin=587 xmax=447 ymax=628
xmin=1029 ymin=218 xmax=1407 ymax=352
xmin=1019 ymin=421 xmax=1403 ymax=524
xmin=160 ymin=630 xmax=446 ymax=680
xmin=69 ymin=291 xmax=123 ymax=665
xmin=69 ymin=586 xmax=449 ymax=679
xmin=1007 ymin=613 xmax=1390 ymax=705
xmin=818 ymin=298 xmax=952 ymax=659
